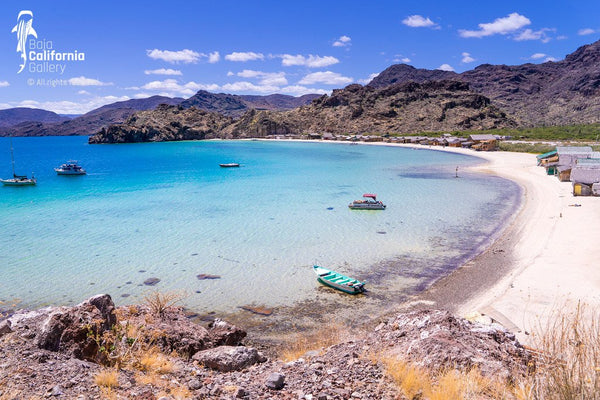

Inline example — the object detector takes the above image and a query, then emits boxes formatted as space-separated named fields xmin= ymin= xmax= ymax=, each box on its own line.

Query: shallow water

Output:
xmin=0 ymin=137 xmax=520 ymax=320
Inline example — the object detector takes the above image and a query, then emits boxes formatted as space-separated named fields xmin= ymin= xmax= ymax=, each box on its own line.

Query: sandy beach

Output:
xmin=394 ymin=145 xmax=600 ymax=344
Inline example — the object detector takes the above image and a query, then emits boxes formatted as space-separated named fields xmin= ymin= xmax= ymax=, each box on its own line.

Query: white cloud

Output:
xmin=0 ymin=81 xmax=9 ymax=87
xmin=221 ymin=81 xmax=279 ymax=93
xmin=437 ymin=64 xmax=455 ymax=72
xmin=225 ymin=52 xmax=265 ymax=62
xmin=279 ymin=85 xmax=328 ymax=96
xmin=545 ymin=57 xmax=558 ymax=62
xmin=578 ymin=28 xmax=596 ymax=36
xmin=227 ymin=71 xmax=234 ymax=76
xmin=459 ymin=12 xmax=530 ymax=38
xmin=556 ymin=35 xmax=568 ymax=40
xmin=461 ymin=52 xmax=475 ymax=63
xmin=298 ymin=71 xmax=353 ymax=85
xmin=530 ymin=53 xmax=547 ymax=59
xmin=357 ymin=73 xmax=379 ymax=85
xmin=208 ymin=51 xmax=220 ymax=63
xmin=235 ymin=70 xmax=288 ymax=86
xmin=402 ymin=15 xmax=438 ymax=28
xmin=146 ymin=49 xmax=201 ymax=64
xmin=68 ymin=76 xmax=112 ymax=86
xmin=144 ymin=68 xmax=183 ymax=76
xmin=280 ymin=54 xmax=339 ymax=68
xmin=139 ymin=79 xmax=218 ymax=96
xmin=333 ymin=35 xmax=352 ymax=47
xmin=5 ymin=95 xmax=131 ymax=114
xmin=77 ymin=90 xmax=90 ymax=95
xmin=514 ymin=28 xmax=553 ymax=43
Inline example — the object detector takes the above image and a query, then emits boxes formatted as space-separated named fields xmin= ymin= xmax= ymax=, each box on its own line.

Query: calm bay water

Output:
xmin=0 ymin=137 xmax=520 ymax=318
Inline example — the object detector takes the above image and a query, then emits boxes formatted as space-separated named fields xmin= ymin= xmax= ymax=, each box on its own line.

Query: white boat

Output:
xmin=1 ymin=138 xmax=36 ymax=186
xmin=54 ymin=161 xmax=86 ymax=175
xmin=348 ymin=193 xmax=386 ymax=210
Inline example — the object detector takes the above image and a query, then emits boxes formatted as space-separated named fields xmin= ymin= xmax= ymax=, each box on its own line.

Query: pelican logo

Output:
xmin=12 ymin=10 xmax=38 ymax=73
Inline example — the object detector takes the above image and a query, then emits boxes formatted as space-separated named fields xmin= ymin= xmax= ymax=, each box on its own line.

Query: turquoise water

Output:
xmin=0 ymin=137 xmax=520 ymax=317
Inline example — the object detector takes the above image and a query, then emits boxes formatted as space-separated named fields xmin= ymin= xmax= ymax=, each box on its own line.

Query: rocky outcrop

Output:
xmin=88 ymin=104 xmax=234 ymax=143
xmin=0 ymin=296 xmax=535 ymax=399
xmin=368 ymin=309 xmax=531 ymax=379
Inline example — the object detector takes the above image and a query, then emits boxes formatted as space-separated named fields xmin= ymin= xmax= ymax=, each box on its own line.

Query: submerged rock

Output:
xmin=196 ymin=274 xmax=221 ymax=280
xmin=143 ymin=277 xmax=160 ymax=286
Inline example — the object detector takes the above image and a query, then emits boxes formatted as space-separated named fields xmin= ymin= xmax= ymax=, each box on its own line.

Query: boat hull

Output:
xmin=1 ymin=178 xmax=36 ymax=186
xmin=219 ymin=163 xmax=240 ymax=168
xmin=313 ymin=265 xmax=365 ymax=294
xmin=55 ymin=169 xmax=86 ymax=175
xmin=348 ymin=203 xmax=386 ymax=210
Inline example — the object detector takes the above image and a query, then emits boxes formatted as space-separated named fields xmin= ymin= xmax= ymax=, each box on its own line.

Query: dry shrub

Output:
xmin=143 ymin=290 xmax=184 ymax=317
xmin=517 ymin=302 xmax=600 ymax=400
xmin=279 ymin=325 xmax=346 ymax=362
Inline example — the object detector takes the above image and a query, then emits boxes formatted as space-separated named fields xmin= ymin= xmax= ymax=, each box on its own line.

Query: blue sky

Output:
xmin=0 ymin=0 xmax=599 ymax=114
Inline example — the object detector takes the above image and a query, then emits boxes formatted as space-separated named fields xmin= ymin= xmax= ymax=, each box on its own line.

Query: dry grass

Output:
xmin=94 ymin=368 xmax=119 ymax=388
xmin=138 ymin=348 xmax=175 ymax=374
xmin=380 ymin=357 xmax=510 ymax=400
xmin=278 ymin=324 xmax=346 ymax=362
xmin=516 ymin=302 xmax=600 ymax=400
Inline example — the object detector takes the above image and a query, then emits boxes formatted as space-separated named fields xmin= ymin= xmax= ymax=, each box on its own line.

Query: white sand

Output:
xmin=449 ymin=148 xmax=600 ymax=344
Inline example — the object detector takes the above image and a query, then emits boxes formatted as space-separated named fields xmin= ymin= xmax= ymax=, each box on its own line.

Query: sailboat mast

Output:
xmin=9 ymin=137 xmax=16 ymax=178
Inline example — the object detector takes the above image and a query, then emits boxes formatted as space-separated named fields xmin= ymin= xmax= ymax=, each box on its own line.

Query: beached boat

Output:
xmin=54 ymin=161 xmax=86 ymax=175
xmin=219 ymin=163 xmax=240 ymax=168
xmin=1 ymin=138 xmax=36 ymax=186
xmin=348 ymin=193 xmax=386 ymax=210
xmin=313 ymin=265 xmax=366 ymax=294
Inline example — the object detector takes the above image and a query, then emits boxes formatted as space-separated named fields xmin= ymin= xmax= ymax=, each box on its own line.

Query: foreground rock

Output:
xmin=0 ymin=296 xmax=531 ymax=398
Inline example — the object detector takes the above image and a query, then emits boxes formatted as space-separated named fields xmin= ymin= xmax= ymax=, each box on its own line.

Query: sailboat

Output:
xmin=0 ymin=137 xmax=36 ymax=186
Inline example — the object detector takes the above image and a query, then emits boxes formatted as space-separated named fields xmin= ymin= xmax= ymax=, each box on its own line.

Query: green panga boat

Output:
xmin=313 ymin=265 xmax=366 ymax=294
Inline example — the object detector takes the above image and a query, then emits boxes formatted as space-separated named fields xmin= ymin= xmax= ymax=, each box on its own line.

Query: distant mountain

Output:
xmin=0 ymin=107 xmax=70 ymax=128
xmin=369 ymin=39 xmax=600 ymax=126
xmin=0 ymin=96 xmax=184 ymax=137
xmin=179 ymin=91 xmax=321 ymax=117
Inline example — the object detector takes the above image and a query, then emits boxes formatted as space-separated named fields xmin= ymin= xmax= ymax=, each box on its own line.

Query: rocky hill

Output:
xmin=370 ymin=39 xmax=600 ymax=126
xmin=89 ymin=80 xmax=515 ymax=143
xmin=89 ymin=104 xmax=233 ymax=143
xmin=180 ymin=90 xmax=320 ymax=117
xmin=0 ymin=107 xmax=70 ymax=128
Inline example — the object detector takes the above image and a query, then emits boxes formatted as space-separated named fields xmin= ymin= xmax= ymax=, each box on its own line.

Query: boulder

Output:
xmin=265 ymin=372 xmax=285 ymax=390
xmin=206 ymin=318 xmax=246 ymax=347
xmin=192 ymin=346 xmax=266 ymax=372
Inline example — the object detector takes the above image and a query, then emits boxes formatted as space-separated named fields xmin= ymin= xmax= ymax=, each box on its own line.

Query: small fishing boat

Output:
xmin=313 ymin=265 xmax=366 ymax=294
xmin=54 ymin=161 xmax=86 ymax=175
xmin=1 ymin=138 xmax=36 ymax=186
xmin=219 ymin=163 xmax=240 ymax=168
xmin=348 ymin=193 xmax=386 ymax=210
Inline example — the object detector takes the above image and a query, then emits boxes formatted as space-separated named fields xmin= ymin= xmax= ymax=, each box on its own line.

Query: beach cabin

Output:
xmin=570 ymin=158 xmax=600 ymax=196
xmin=556 ymin=146 xmax=593 ymax=171
xmin=469 ymin=134 xmax=498 ymax=151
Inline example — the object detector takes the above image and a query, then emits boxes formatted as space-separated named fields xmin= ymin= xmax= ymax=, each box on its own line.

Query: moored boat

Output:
xmin=219 ymin=163 xmax=240 ymax=168
xmin=54 ymin=161 xmax=86 ymax=175
xmin=313 ymin=265 xmax=366 ymax=294
xmin=1 ymin=138 xmax=36 ymax=186
xmin=348 ymin=193 xmax=386 ymax=210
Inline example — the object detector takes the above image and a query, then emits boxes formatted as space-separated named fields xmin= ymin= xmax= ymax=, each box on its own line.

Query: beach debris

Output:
xmin=197 ymin=274 xmax=221 ymax=280
xmin=143 ymin=277 xmax=160 ymax=286
xmin=568 ymin=203 xmax=582 ymax=207
xmin=239 ymin=305 xmax=273 ymax=316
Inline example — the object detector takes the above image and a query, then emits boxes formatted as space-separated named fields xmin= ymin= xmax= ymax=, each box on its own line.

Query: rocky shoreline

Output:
xmin=0 ymin=294 xmax=531 ymax=399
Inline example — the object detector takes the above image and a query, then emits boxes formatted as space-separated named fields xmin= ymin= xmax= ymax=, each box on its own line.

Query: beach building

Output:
xmin=570 ymin=158 xmax=600 ymax=196
xmin=536 ymin=149 xmax=559 ymax=175
xmin=555 ymin=146 xmax=593 ymax=181
xmin=469 ymin=134 xmax=498 ymax=151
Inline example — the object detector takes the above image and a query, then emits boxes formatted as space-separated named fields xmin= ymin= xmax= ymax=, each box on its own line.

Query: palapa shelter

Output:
xmin=469 ymin=134 xmax=498 ymax=151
